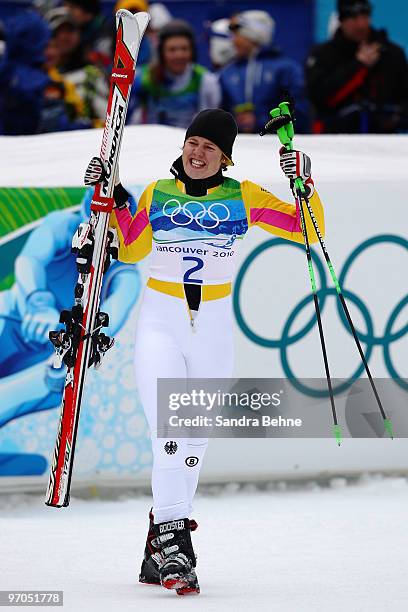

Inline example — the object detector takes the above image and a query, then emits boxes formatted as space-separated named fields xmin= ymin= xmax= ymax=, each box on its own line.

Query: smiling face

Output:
xmin=162 ymin=35 xmax=193 ymax=75
xmin=182 ymin=136 xmax=224 ymax=179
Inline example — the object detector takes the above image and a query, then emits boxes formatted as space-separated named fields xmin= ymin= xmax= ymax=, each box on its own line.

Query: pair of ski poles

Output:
xmin=262 ymin=101 xmax=394 ymax=445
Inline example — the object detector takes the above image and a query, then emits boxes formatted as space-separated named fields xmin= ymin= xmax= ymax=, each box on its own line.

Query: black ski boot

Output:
xmin=139 ymin=509 xmax=161 ymax=585
xmin=139 ymin=510 xmax=198 ymax=593
xmin=152 ymin=517 xmax=200 ymax=595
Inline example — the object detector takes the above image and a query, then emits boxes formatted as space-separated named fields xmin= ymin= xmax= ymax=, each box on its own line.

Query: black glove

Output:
xmin=84 ymin=157 xmax=130 ymax=209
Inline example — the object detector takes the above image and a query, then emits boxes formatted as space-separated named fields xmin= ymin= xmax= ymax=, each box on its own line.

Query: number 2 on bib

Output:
xmin=183 ymin=256 xmax=204 ymax=284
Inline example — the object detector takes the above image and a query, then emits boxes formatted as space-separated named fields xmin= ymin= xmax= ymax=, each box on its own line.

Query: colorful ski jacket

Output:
xmin=109 ymin=177 xmax=324 ymax=288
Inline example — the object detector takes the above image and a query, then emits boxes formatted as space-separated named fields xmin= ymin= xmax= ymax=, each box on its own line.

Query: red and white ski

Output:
xmin=45 ymin=10 xmax=150 ymax=508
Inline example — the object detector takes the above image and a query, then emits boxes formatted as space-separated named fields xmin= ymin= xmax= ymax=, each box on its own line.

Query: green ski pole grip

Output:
xmin=278 ymin=102 xmax=294 ymax=145
xmin=269 ymin=106 xmax=293 ymax=150
xmin=269 ymin=101 xmax=306 ymax=194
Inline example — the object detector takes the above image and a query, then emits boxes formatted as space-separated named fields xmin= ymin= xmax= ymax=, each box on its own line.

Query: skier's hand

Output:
xmin=280 ymin=148 xmax=311 ymax=181
xmin=84 ymin=156 xmax=122 ymax=187
xmin=22 ymin=291 xmax=60 ymax=345
xmin=84 ymin=157 xmax=129 ymax=209
xmin=84 ymin=156 xmax=106 ymax=186
xmin=279 ymin=148 xmax=314 ymax=198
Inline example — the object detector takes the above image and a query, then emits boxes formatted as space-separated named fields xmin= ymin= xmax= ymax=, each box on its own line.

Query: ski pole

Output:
xmin=263 ymin=101 xmax=394 ymax=441
xmin=263 ymin=101 xmax=341 ymax=445
xmin=294 ymin=165 xmax=394 ymax=439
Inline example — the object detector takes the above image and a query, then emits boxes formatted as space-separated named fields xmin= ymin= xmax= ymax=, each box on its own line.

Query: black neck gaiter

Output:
xmin=170 ymin=156 xmax=224 ymax=197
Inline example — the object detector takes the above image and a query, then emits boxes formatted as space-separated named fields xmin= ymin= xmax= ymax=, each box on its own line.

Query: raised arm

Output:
xmin=242 ymin=176 xmax=324 ymax=244
xmin=84 ymin=156 xmax=155 ymax=264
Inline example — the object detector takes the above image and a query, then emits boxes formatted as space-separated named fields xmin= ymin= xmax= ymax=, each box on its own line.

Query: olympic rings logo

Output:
xmin=162 ymin=198 xmax=230 ymax=229
xmin=233 ymin=235 xmax=408 ymax=395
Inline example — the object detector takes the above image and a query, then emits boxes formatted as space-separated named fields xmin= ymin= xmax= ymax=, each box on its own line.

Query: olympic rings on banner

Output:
xmin=162 ymin=198 xmax=230 ymax=229
xmin=233 ymin=234 xmax=408 ymax=395
xmin=280 ymin=289 xmax=373 ymax=396
xmin=234 ymin=238 xmax=327 ymax=348
xmin=384 ymin=295 xmax=408 ymax=391
xmin=339 ymin=235 xmax=408 ymax=344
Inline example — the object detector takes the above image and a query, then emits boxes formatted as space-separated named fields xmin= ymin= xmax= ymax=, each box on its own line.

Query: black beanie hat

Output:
xmin=158 ymin=19 xmax=197 ymax=63
xmin=185 ymin=109 xmax=238 ymax=165
xmin=67 ymin=0 xmax=100 ymax=15
xmin=337 ymin=0 xmax=372 ymax=20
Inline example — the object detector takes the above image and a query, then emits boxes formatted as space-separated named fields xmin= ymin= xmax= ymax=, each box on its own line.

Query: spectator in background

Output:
xmin=0 ymin=6 xmax=93 ymax=135
xmin=40 ymin=30 xmax=90 ymax=133
xmin=0 ymin=9 xmax=51 ymax=134
xmin=128 ymin=19 xmax=221 ymax=128
xmin=219 ymin=10 xmax=308 ymax=133
xmin=208 ymin=18 xmax=235 ymax=70
xmin=306 ymin=0 xmax=408 ymax=133
xmin=47 ymin=7 xmax=108 ymax=126
xmin=65 ymin=0 xmax=112 ymax=72
xmin=47 ymin=6 xmax=84 ymax=69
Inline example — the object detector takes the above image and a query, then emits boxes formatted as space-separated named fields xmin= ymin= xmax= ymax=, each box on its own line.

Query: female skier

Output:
xmin=85 ymin=108 xmax=324 ymax=595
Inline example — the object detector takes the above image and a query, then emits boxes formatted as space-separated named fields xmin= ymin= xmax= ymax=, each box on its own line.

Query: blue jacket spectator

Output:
xmin=0 ymin=9 xmax=94 ymax=135
xmin=219 ymin=10 xmax=308 ymax=133
xmin=0 ymin=10 xmax=51 ymax=135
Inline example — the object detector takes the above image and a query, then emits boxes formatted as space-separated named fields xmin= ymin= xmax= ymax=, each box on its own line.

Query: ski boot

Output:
xmin=139 ymin=509 xmax=161 ymax=586
xmin=139 ymin=511 xmax=199 ymax=594
xmin=152 ymin=518 xmax=200 ymax=595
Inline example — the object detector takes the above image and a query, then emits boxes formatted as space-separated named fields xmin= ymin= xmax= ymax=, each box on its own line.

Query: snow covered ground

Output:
xmin=1 ymin=476 xmax=408 ymax=612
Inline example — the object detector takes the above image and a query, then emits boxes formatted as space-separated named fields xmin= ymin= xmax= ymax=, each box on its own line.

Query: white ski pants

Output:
xmin=134 ymin=286 xmax=234 ymax=523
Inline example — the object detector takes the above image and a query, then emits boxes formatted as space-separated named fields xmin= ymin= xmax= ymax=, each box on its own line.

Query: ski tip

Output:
xmin=115 ymin=8 xmax=150 ymax=18
xmin=115 ymin=8 xmax=150 ymax=26
xmin=115 ymin=8 xmax=136 ymax=19
xmin=136 ymin=11 xmax=151 ymax=33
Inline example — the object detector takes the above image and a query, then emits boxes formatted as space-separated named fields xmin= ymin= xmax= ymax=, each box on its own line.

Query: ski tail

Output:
xmin=45 ymin=11 xmax=150 ymax=508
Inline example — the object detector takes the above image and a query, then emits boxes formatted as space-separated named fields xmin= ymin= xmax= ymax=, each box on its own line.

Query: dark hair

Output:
xmin=337 ymin=0 xmax=372 ymax=20
xmin=157 ymin=19 xmax=197 ymax=64
xmin=66 ymin=0 xmax=101 ymax=16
